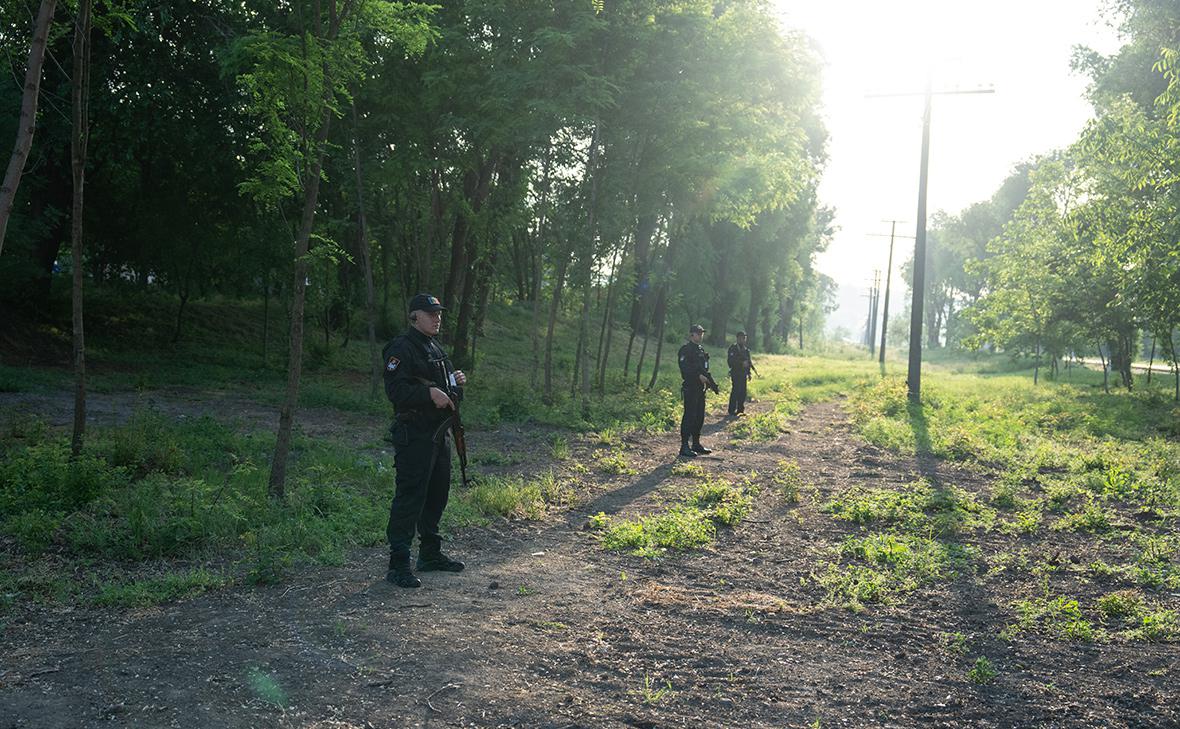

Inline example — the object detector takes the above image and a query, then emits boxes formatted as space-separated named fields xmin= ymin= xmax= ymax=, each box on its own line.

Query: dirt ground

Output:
xmin=1 ymin=393 xmax=1178 ymax=728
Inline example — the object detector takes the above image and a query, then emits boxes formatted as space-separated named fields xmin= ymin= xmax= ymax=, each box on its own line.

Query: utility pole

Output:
xmin=862 ymin=284 xmax=875 ymax=352
xmin=869 ymin=80 xmax=993 ymax=402
xmin=869 ymin=221 xmax=914 ymax=365
xmin=869 ymin=270 xmax=880 ymax=359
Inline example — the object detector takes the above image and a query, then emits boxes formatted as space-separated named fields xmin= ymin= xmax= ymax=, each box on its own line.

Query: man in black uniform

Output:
xmin=677 ymin=324 xmax=715 ymax=458
xmin=727 ymin=330 xmax=755 ymax=416
xmin=382 ymin=293 xmax=468 ymax=588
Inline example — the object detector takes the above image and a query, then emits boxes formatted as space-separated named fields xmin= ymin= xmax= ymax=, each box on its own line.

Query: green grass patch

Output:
xmin=91 ymin=569 xmax=229 ymax=607
xmin=815 ymin=533 xmax=975 ymax=610
xmin=446 ymin=470 xmax=574 ymax=525
xmin=822 ymin=480 xmax=996 ymax=536
xmin=592 ymin=476 xmax=753 ymax=557
xmin=1004 ymin=594 xmax=1100 ymax=642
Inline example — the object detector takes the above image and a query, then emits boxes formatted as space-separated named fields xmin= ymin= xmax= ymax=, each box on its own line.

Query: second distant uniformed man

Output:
xmin=677 ymin=324 xmax=715 ymax=458
xmin=382 ymin=293 xmax=468 ymax=588
xmin=727 ymin=330 xmax=755 ymax=416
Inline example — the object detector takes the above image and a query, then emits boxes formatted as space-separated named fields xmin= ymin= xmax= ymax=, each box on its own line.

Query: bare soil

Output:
xmin=1 ymin=394 xmax=1177 ymax=728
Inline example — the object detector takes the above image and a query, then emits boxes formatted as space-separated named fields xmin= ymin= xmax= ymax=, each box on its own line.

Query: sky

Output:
xmin=772 ymin=0 xmax=1126 ymax=338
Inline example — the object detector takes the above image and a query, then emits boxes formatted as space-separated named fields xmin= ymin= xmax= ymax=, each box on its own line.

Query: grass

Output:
xmin=592 ymin=476 xmax=754 ymax=558
xmin=815 ymin=533 xmax=976 ymax=610
xmin=6 ymin=285 xmax=1180 ymax=643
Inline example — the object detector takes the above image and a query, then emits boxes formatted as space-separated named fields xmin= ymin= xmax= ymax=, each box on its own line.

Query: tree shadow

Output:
xmin=564 ymin=462 xmax=674 ymax=527
xmin=907 ymin=401 xmax=940 ymax=484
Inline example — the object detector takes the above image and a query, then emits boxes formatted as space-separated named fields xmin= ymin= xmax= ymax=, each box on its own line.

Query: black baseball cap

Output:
xmin=736 ymin=330 xmax=747 ymax=337
xmin=408 ymin=293 xmax=446 ymax=313
xmin=689 ymin=324 xmax=706 ymax=334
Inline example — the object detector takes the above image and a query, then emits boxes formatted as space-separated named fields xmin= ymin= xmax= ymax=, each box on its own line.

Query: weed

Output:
xmin=730 ymin=409 xmax=788 ymax=442
xmin=92 ymin=569 xmax=228 ymax=607
xmin=1052 ymin=497 xmax=1114 ymax=533
xmin=685 ymin=478 xmax=751 ymax=526
xmin=967 ymin=656 xmax=997 ymax=684
xmin=671 ymin=461 xmax=705 ymax=478
xmin=940 ymin=632 xmax=969 ymax=655
xmin=772 ymin=459 xmax=804 ymax=503
xmin=601 ymin=507 xmax=716 ymax=557
xmin=1006 ymin=594 xmax=1098 ymax=642
xmin=638 ymin=674 xmax=673 ymax=705
xmin=549 ymin=435 xmax=570 ymax=460
xmin=595 ymin=450 xmax=636 ymax=476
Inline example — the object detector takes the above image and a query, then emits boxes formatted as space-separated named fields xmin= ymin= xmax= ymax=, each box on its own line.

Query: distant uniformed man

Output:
xmin=677 ymin=324 xmax=716 ymax=458
xmin=727 ymin=330 xmax=756 ymax=416
xmin=382 ymin=293 xmax=468 ymax=588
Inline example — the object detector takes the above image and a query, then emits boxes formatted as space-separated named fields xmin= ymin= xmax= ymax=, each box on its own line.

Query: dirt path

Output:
xmin=1 ymin=398 xmax=1177 ymax=728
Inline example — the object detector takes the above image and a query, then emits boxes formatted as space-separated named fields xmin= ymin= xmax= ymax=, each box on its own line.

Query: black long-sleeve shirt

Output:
xmin=382 ymin=327 xmax=463 ymax=419
xmin=728 ymin=343 xmax=752 ymax=377
xmin=678 ymin=341 xmax=710 ymax=383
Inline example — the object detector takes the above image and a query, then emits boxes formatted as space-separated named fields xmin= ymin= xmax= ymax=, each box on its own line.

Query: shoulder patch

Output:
xmin=386 ymin=356 xmax=400 ymax=372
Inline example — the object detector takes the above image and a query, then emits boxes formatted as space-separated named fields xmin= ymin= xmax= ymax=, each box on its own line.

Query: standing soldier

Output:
xmin=727 ymin=330 xmax=756 ymax=416
xmin=677 ymin=324 xmax=717 ymax=458
xmin=382 ymin=293 xmax=468 ymax=588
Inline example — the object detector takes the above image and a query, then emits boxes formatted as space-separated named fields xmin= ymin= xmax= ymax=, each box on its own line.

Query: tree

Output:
xmin=0 ymin=0 xmax=57 ymax=256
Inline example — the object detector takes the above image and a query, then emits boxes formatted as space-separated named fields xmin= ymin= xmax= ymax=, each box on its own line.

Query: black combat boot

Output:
xmin=678 ymin=442 xmax=698 ymax=458
xmin=417 ymin=549 xmax=465 ymax=573
xmin=691 ymin=441 xmax=712 ymax=454
xmin=386 ymin=552 xmax=421 ymax=588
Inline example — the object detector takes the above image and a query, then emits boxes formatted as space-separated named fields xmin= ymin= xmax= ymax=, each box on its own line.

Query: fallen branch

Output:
xmin=426 ymin=683 xmax=460 ymax=712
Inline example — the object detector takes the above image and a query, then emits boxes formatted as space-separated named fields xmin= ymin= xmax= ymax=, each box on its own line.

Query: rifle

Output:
xmin=704 ymin=371 xmax=721 ymax=395
xmin=416 ymin=374 xmax=471 ymax=488
xmin=448 ymin=395 xmax=470 ymax=489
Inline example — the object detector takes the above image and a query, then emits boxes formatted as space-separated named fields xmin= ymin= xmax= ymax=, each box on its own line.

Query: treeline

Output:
xmin=0 ymin=0 xmax=833 ymax=378
xmin=900 ymin=0 xmax=1180 ymax=397
xmin=1 ymin=0 xmax=832 ymax=493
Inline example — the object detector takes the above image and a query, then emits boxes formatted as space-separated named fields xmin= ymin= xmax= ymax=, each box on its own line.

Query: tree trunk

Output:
xmin=646 ymin=283 xmax=668 ymax=391
xmin=529 ymin=146 xmax=553 ymax=388
xmin=1167 ymin=333 xmax=1179 ymax=402
xmin=1147 ymin=335 xmax=1156 ymax=386
xmin=578 ymin=127 xmax=602 ymax=415
xmin=268 ymin=105 xmax=334 ymax=500
xmin=263 ymin=272 xmax=270 ymax=367
xmin=351 ymin=100 xmax=379 ymax=398
xmin=443 ymin=157 xmax=494 ymax=316
xmin=0 ymin=0 xmax=57 ymax=256
xmin=635 ymin=327 xmax=650 ymax=387
xmin=69 ymin=0 xmax=91 ymax=458
xmin=543 ymin=251 xmax=569 ymax=405
xmin=420 ymin=165 xmax=443 ymax=292
xmin=1097 ymin=344 xmax=1109 ymax=394
xmin=1033 ymin=336 xmax=1041 ymax=386
xmin=745 ymin=270 xmax=766 ymax=351
xmin=623 ymin=213 xmax=659 ymax=377
xmin=597 ymin=248 xmax=626 ymax=393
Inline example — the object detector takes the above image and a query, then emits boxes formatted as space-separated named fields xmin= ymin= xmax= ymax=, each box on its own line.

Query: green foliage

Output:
xmin=967 ymin=657 xmax=998 ymax=685
xmin=449 ymin=471 xmax=574 ymax=523
xmin=0 ymin=441 xmax=130 ymax=514
xmin=598 ymin=507 xmax=717 ymax=558
xmin=592 ymin=476 xmax=754 ymax=558
xmin=92 ymin=570 xmax=228 ymax=608
xmin=822 ymin=481 xmax=995 ymax=536
xmin=1005 ymin=594 xmax=1099 ymax=642
xmin=815 ymin=533 xmax=974 ymax=610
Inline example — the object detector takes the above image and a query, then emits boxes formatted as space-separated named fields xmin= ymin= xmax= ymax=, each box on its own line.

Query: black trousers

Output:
xmin=680 ymin=383 xmax=706 ymax=442
xmin=387 ymin=422 xmax=452 ymax=557
xmin=728 ymin=373 xmax=747 ymax=414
